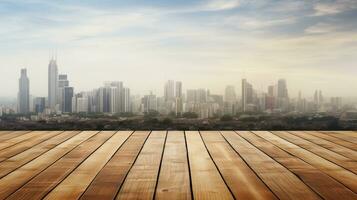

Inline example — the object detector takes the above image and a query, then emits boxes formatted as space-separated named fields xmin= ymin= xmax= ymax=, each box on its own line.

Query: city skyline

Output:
xmin=11 ymin=60 xmax=346 ymax=118
xmin=1 ymin=0 xmax=357 ymax=97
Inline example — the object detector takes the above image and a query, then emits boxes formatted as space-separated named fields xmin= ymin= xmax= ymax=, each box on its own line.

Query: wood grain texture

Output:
xmin=7 ymin=131 xmax=116 ymax=200
xmin=80 ymin=131 xmax=150 ymax=200
xmin=324 ymin=131 xmax=357 ymax=143
xmin=186 ymin=131 xmax=233 ymax=200
xmin=240 ymin=131 xmax=357 ymax=200
xmin=0 ymin=131 xmax=62 ymax=162
xmin=116 ymin=131 xmax=167 ymax=200
xmin=0 ymin=131 xmax=355 ymax=200
xmin=0 ymin=131 xmax=29 ymax=142
xmin=201 ymin=131 xmax=277 ymax=200
xmin=0 ymin=131 xmax=43 ymax=151
xmin=289 ymin=131 xmax=357 ymax=160
xmin=156 ymin=131 xmax=192 ymax=200
xmin=272 ymin=131 xmax=357 ymax=174
xmin=0 ymin=131 xmax=77 ymax=178
xmin=0 ymin=131 xmax=98 ymax=200
xmin=222 ymin=131 xmax=321 ymax=200
xmin=256 ymin=131 xmax=357 ymax=193
xmin=309 ymin=131 xmax=357 ymax=151
xmin=43 ymin=131 xmax=131 ymax=200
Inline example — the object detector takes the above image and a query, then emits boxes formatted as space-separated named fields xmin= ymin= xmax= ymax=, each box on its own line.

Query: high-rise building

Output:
xmin=63 ymin=87 xmax=74 ymax=113
xmin=105 ymin=81 xmax=124 ymax=113
xmin=242 ymin=79 xmax=253 ymax=112
xmin=225 ymin=85 xmax=236 ymax=102
xmin=48 ymin=59 xmax=58 ymax=110
xmin=142 ymin=92 xmax=157 ymax=112
xmin=175 ymin=81 xmax=182 ymax=98
xmin=276 ymin=79 xmax=289 ymax=111
xmin=58 ymin=74 xmax=69 ymax=112
xmin=277 ymin=79 xmax=288 ymax=99
xmin=18 ymin=69 xmax=30 ymax=114
xmin=124 ymin=88 xmax=131 ymax=112
xmin=34 ymin=97 xmax=46 ymax=113
xmin=164 ymin=80 xmax=175 ymax=102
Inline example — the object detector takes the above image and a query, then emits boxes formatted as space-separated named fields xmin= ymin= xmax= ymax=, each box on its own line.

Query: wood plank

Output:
xmin=0 ymin=131 xmax=28 ymax=142
xmin=80 ymin=131 xmax=150 ymax=200
xmin=222 ymin=131 xmax=320 ymax=200
xmin=185 ymin=131 xmax=233 ymax=200
xmin=0 ymin=131 xmax=78 ymax=178
xmin=255 ymin=131 xmax=357 ymax=193
xmin=0 ymin=131 xmax=63 ymax=162
xmin=289 ymin=131 xmax=357 ymax=161
xmin=7 ymin=131 xmax=116 ymax=200
xmin=201 ymin=131 xmax=277 ymax=200
xmin=324 ymin=131 xmax=357 ymax=143
xmin=239 ymin=131 xmax=357 ymax=200
xmin=116 ymin=131 xmax=167 ymax=200
xmin=330 ymin=131 xmax=357 ymax=139
xmin=0 ymin=131 xmax=35 ymax=149
xmin=308 ymin=131 xmax=357 ymax=151
xmin=272 ymin=131 xmax=357 ymax=174
xmin=0 ymin=131 xmax=98 ymax=199
xmin=156 ymin=131 xmax=192 ymax=200
xmin=43 ymin=131 xmax=132 ymax=200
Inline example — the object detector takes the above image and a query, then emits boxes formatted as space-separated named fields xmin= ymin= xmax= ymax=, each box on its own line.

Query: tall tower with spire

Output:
xmin=18 ymin=68 xmax=30 ymax=114
xmin=48 ymin=56 xmax=58 ymax=110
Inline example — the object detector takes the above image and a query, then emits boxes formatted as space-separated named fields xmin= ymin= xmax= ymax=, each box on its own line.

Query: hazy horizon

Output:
xmin=1 ymin=0 xmax=357 ymax=98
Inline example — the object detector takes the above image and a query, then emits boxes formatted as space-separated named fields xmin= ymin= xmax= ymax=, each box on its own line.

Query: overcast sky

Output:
xmin=0 ymin=0 xmax=357 ymax=98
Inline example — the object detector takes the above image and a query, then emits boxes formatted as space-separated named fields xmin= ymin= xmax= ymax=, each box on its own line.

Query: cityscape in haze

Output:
xmin=1 ymin=0 xmax=357 ymax=129
xmin=0 ymin=56 xmax=356 ymax=130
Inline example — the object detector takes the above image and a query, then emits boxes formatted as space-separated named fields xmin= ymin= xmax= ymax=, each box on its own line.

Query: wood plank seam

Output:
xmin=184 ymin=131 xmax=194 ymax=200
xmin=271 ymin=131 xmax=357 ymax=175
xmin=255 ymin=131 xmax=357 ymax=194
xmin=79 ymin=131 xmax=135 ymax=199
xmin=0 ymin=131 xmax=31 ymax=142
xmin=199 ymin=131 xmax=237 ymax=199
xmin=0 ymin=131 xmax=100 ymax=199
xmin=115 ymin=131 xmax=167 ymax=199
xmin=0 ymin=131 xmax=37 ymax=151
xmin=0 ymin=131 xmax=64 ymax=163
xmin=225 ymin=131 xmax=280 ymax=199
xmin=152 ymin=130 xmax=168 ymax=200
xmin=0 ymin=131 xmax=79 ymax=179
xmin=290 ymin=131 xmax=357 ymax=161
xmin=108 ymin=131 xmax=153 ymax=200
xmin=307 ymin=131 xmax=357 ymax=151
xmin=11 ymin=131 xmax=118 ymax=200
xmin=244 ymin=131 xmax=355 ymax=199
xmin=221 ymin=131 xmax=321 ymax=200
xmin=43 ymin=131 xmax=132 ymax=199
xmin=79 ymin=131 xmax=151 ymax=200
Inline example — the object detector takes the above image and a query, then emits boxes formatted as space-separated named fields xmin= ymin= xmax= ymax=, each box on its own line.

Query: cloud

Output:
xmin=313 ymin=0 xmax=357 ymax=16
xmin=202 ymin=0 xmax=240 ymax=11
xmin=305 ymin=23 xmax=337 ymax=34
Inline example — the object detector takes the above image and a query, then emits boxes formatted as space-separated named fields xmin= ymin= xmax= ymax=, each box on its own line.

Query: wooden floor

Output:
xmin=0 ymin=131 xmax=356 ymax=200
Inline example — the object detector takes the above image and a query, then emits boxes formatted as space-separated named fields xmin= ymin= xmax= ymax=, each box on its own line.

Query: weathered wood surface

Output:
xmin=0 ymin=131 xmax=356 ymax=200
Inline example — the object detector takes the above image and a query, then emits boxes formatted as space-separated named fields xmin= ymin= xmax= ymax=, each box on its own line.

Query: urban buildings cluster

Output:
xmin=9 ymin=58 xmax=347 ymax=119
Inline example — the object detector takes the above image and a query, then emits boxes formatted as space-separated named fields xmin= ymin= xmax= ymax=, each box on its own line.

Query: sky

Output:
xmin=0 ymin=0 xmax=357 ymax=98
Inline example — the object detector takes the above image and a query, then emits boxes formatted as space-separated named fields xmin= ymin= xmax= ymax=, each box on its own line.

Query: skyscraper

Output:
xmin=63 ymin=87 xmax=74 ymax=113
xmin=242 ymin=79 xmax=253 ymax=112
xmin=277 ymin=79 xmax=288 ymax=99
xmin=34 ymin=97 xmax=46 ymax=113
xmin=18 ymin=69 xmax=30 ymax=114
xmin=58 ymin=74 xmax=69 ymax=112
xmin=224 ymin=85 xmax=236 ymax=102
xmin=164 ymin=80 xmax=175 ymax=102
xmin=48 ymin=59 xmax=58 ymax=110
xmin=124 ymin=88 xmax=131 ymax=112
xmin=175 ymin=81 xmax=182 ymax=98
